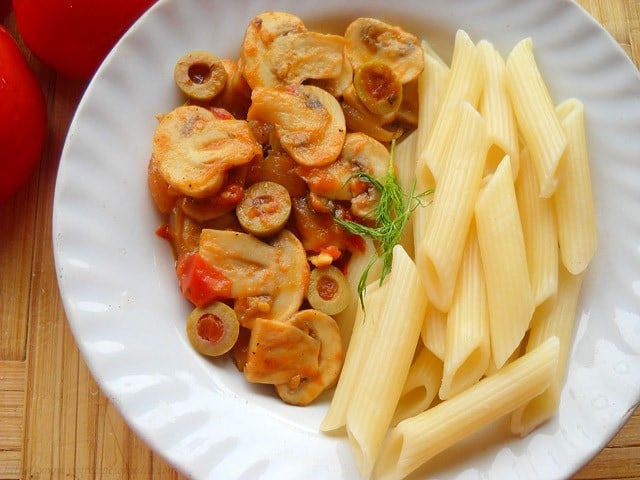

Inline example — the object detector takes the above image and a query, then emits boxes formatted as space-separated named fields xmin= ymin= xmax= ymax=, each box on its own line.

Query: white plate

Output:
xmin=52 ymin=0 xmax=640 ymax=478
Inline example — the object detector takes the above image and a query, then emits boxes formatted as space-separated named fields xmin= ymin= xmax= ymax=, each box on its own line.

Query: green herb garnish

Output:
xmin=334 ymin=141 xmax=432 ymax=309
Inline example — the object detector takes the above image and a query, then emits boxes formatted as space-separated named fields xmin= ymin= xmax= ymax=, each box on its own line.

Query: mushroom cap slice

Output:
xmin=267 ymin=31 xmax=345 ymax=85
xmin=296 ymin=131 xmax=390 ymax=214
xmin=344 ymin=17 xmax=424 ymax=84
xmin=198 ymin=229 xmax=310 ymax=328
xmin=153 ymin=105 xmax=261 ymax=198
xmin=240 ymin=11 xmax=307 ymax=90
xmin=243 ymin=317 xmax=320 ymax=385
xmin=248 ymin=85 xmax=346 ymax=167
xmin=275 ymin=309 xmax=343 ymax=406
xmin=309 ymin=47 xmax=354 ymax=97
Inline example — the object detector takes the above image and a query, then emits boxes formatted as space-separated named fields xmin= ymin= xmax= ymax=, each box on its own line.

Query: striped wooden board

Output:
xmin=1 ymin=1 xmax=638 ymax=479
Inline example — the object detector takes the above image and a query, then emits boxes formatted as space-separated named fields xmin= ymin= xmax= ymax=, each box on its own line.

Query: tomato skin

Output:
xmin=12 ymin=0 xmax=156 ymax=79
xmin=0 ymin=1 xmax=11 ymax=19
xmin=0 ymin=26 xmax=47 ymax=202
xmin=176 ymin=253 xmax=233 ymax=308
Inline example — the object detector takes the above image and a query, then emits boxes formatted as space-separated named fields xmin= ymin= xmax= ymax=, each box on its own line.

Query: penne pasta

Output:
xmin=392 ymin=346 xmax=443 ymax=426
xmin=417 ymin=30 xmax=485 ymax=183
xmin=505 ymin=37 xmax=567 ymax=198
xmin=416 ymin=40 xmax=451 ymax=153
xmin=475 ymin=156 xmax=535 ymax=369
xmin=554 ymin=98 xmax=597 ymax=274
xmin=333 ymin=238 xmax=380 ymax=353
xmin=439 ymin=227 xmax=490 ymax=400
xmin=321 ymin=279 xmax=384 ymax=432
xmin=394 ymin=131 xmax=419 ymax=258
xmin=477 ymin=39 xmax=520 ymax=179
xmin=420 ymin=304 xmax=447 ymax=361
xmin=416 ymin=101 xmax=488 ymax=313
xmin=412 ymin=41 xmax=447 ymax=253
xmin=345 ymin=246 xmax=428 ymax=479
xmin=511 ymin=265 xmax=585 ymax=436
xmin=515 ymin=146 xmax=559 ymax=306
xmin=374 ymin=337 xmax=560 ymax=480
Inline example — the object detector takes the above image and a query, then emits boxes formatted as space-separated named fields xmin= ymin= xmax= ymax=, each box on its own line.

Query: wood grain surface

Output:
xmin=1 ymin=1 xmax=639 ymax=479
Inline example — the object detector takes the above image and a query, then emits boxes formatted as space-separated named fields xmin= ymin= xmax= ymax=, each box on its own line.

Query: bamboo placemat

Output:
xmin=1 ymin=1 xmax=639 ymax=478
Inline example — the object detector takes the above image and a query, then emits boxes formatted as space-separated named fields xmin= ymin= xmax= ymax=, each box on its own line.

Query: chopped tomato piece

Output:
xmin=176 ymin=252 xmax=233 ymax=307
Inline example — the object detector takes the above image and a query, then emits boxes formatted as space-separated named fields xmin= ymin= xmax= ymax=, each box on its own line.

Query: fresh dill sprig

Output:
xmin=334 ymin=141 xmax=432 ymax=310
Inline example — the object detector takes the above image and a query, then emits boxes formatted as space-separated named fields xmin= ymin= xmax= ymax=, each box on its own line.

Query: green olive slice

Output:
xmin=353 ymin=61 xmax=403 ymax=116
xmin=186 ymin=302 xmax=239 ymax=357
xmin=307 ymin=265 xmax=350 ymax=315
xmin=174 ymin=50 xmax=228 ymax=101
xmin=236 ymin=181 xmax=292 ymax=237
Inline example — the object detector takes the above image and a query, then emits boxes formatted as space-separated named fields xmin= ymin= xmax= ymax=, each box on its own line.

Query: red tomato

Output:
xmin=12 ymin=0 xmax=156 ymax=79
xmin=0 ymin=26 xmax=47 ymax=202
xmin=176 ymin=253 xmax=233 ymax=308
xmin=0 ymin=1 xmax=11 ymax=19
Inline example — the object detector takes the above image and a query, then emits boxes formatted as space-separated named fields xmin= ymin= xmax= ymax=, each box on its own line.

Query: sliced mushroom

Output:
xmin=147 ymin=155 xmax=180 ymax=214
xmin=275 ymin=309 xmax=343 ymax=406
xmin=296 ymin=132 xmax=390 ymax=219
xmin=267 ymin=31 xmax=345 ymax=85
xmin=198 ymin=228 xmax=310 ymax=328
xmin=243 ymin=317 xmax=320 ymax=384
xmin=240 ymin=11 xmax=307 ymax=90
xmin=248 ymin=85 xmax=346 ymax=167
xmin=309 ymin=47 xmax=354 ymax=97
xmin=344 ymin=17 xmax=424 ymax=84
xmin=152 ymin=105 xmax=262 ymax=198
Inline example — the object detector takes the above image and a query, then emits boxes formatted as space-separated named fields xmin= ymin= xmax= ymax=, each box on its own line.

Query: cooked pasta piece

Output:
xmin=320 ymin=280 xmax=385 ymax=432
xmin=417 ymin=30 xmax=485 ymax=182
xmin=505 ymin=37 xmax=566 ymax=198
xmin=477 ymin=40 xmax=519 ymax=179
xmin=554 ymin=98 xmax=597 ymax=274
xmin=411 ymin=41 xmax=446 ymax=255
xmin=343 ymin=246 xmax=428 ymax=478
xmin=415 ymin=101 xmax=488 ymax=312
xmin=515 ymin=146 xmax=558 ymax=306
xmin=416 ymin=40 xmax=450 ymax=153
xmin=392 ymin=345 xmax=443 ymax=426
xmin=439 ymin=227 xmax=490 ymax=400
xmin=511 ymin=265 xmax=584 ymax=436
xmin=394 ymin=131 xmax=418 ymax=257
xmin=332 ymin=238 xmax=380 ymax=352
xmin=374 ymin=337 xmax=560 ymax=480
xmin=420 ymin=305 xmax=447 ymax=361
xmin=475 ymin=156 xmax=535 ymax=369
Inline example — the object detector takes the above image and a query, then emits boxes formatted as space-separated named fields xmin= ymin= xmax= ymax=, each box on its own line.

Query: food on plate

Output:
xmin=186 ymin=301 xmax=239 ymax=356
xmin=152 ymin=105 xmax=261 ymax=198
xmin=235 ymin=181 xmax=292 ymax=237
xmin=147 ymin=11 xmax=596 ymax=478
xmin=173 ymin=50 xmax=228 ymax=101
xmin=247 ymin=84 xmax=347 ymax=167
xmin=306 ymin=265 xmax=351 ymax=315
xmin=353 ymin=61 xmax=404 ymax=116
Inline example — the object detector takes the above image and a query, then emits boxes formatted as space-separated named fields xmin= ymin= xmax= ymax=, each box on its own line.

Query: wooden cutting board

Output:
xmin=1 ymin=1 xmax=638 ymax=478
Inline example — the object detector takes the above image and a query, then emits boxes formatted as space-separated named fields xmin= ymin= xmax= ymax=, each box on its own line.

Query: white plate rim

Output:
xmin=52 ymin=0 xmax=640 ymax=478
